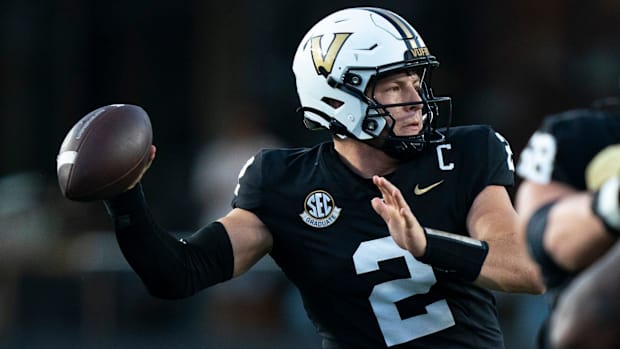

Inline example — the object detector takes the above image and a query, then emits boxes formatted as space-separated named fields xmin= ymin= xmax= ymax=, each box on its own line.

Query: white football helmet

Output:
xmin=292 ymin=7 xmax=451 ymax=159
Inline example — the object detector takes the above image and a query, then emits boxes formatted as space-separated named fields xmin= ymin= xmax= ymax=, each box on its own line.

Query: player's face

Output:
xmin=370 ymin=71 xmax=424 ymax=136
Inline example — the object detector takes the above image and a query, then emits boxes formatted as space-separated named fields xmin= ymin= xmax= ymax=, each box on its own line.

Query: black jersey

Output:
xmin=517 ymin=108 xmax=620 ymax=189
xmin=232 ymin=125 xmax=515 ymax=348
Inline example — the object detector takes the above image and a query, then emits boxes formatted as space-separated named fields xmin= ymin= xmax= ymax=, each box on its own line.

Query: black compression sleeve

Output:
xmin=104 ymin=184 xmax=234 ymax=299
xmin=526 ymin=201 xmax=573 ymax=289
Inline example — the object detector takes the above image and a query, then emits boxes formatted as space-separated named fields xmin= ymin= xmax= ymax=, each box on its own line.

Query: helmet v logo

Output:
xmin=310 ymin=33 xmax=352 ymax=76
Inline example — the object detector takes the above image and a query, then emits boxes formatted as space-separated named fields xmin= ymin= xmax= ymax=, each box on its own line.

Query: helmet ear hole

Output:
xmin=329 ymin=119 xmax=349 ymax=136
xmin=321 ymin=97 xmax=344 ymax=109
xmin=303 ymin=118 xmax=325 ymax=130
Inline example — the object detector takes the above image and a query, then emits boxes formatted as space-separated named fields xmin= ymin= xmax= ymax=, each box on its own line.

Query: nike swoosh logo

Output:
xmin=414 ymin=180 xmax=445 ymax=195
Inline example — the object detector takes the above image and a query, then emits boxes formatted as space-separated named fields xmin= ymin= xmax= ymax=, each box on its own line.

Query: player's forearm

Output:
xmin=526 ymin=179 xmax=619 ymax=289
xmin=104 ymin=184 xmax=234 ymax=299
xmin=475 ymin=233 xmax=545 ymax=294
xmin=413 ymin=227 xmax=544 ymax=294
xmin=545 ymin=193 xmax=613 ymax=271
xmin=468 ymin=205 xmax=546 ymax=294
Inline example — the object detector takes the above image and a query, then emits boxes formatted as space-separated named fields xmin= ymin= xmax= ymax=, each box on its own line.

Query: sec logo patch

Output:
xmin=300 ymin=190 xmax=342 ymax=228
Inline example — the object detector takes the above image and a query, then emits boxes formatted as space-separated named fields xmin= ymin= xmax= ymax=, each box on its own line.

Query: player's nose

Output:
xmin=405 ymin=87 xmax=423 ymax=110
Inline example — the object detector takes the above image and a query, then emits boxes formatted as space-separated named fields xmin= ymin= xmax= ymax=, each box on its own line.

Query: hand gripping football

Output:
xmin=57 ymin=104 xmax=153 ymax=201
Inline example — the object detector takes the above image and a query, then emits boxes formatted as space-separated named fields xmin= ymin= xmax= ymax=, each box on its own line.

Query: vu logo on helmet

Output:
xmin=310 ymin=33 xmax=352 ymax=76
xmin=310 ymin=32 xmax=430 ymax=76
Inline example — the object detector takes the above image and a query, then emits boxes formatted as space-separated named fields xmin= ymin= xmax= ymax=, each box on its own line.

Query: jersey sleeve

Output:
xmin=461 ymin=126 xmax=515 ymax=206
xmin=483 ymin=128 xmax=516 ymax=187
xmin=231 ymin=150 xmax=265 ymax=211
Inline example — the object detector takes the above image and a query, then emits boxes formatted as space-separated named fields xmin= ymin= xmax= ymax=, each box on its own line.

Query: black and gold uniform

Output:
xmin=233 ymin=125 xmax=514 ymax=348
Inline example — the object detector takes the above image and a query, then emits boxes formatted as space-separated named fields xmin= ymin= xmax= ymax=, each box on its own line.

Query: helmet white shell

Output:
xmin=292 ymin=7 xmax=435 ymax=141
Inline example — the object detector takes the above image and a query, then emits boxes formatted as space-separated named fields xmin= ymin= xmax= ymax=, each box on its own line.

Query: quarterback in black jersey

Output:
xmin=515 ymin=100 xmax=620 ymax=348
xmin=102 ymin=7 xmax=543 ymax=349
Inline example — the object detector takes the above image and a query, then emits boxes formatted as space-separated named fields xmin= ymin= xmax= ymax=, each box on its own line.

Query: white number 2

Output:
xmin=353 ymin=236 xmax=455 ymax=347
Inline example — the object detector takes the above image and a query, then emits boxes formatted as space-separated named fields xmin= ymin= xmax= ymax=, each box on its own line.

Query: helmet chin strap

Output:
xmin=360 ymin=112 xmax=422 ymax=160
xmin=362 ymin=114 xmax=446 ymax=160
xmin=365 ymin=131 xmax=428 ymax=160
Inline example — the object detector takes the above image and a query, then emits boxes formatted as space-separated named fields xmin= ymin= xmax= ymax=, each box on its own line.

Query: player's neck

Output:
xmin=333 ymin=137 xmax=399 ymax=179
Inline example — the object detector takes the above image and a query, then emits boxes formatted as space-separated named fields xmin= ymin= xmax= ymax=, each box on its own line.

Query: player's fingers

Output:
xmin=128 ymin=145 xmax=157 ymax=190
xmin=376 ymin=175 xmax=399 ymax=192
xmin=391 ymin=187 xmax=417 ymax=226
xmin=373 ymin=176 xmax=391 ymax=205
xmin=371 ymin=197 xmax=391 ymax=222
xmin=400 ymin=207 xmax=417 ymax=230
xmin=374 ymin=176 xmax=398 ymax=207
xmin=149 ymin=145 xmax=157 ymax=162
xmin=391 ymin=186 xmax=409 ymax=210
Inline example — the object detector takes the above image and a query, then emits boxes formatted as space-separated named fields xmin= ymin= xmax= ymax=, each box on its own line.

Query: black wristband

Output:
xmin=416 ymin=228 xmax=489 ymax=282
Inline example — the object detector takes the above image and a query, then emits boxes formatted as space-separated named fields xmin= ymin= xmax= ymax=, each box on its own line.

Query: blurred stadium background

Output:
xmin=1 ymin=0 xmax=619 ymax=348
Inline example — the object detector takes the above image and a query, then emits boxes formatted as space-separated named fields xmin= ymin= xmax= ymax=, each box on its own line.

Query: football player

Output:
xmin=104 ymin=7 xmax=543 ymax=348
xmin=515 ymin=98 xmax=620 ymax=348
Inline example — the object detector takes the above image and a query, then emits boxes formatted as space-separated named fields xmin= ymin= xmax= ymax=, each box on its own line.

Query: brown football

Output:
xmin=57 ymin=104 xmax=153 ymax=201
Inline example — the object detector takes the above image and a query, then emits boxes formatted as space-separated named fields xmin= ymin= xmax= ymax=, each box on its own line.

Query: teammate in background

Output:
xmin=103 ymin=7 xmax=543 ymax=348
xmin=550 ymin=234 xmax=620 ymax=349
xmin=515 ymin=97 xmax=620 ymax=348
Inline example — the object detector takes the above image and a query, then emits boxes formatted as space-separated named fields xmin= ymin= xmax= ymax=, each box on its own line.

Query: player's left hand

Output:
xmin=371 ymin=175 xmax=427 ymax=257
